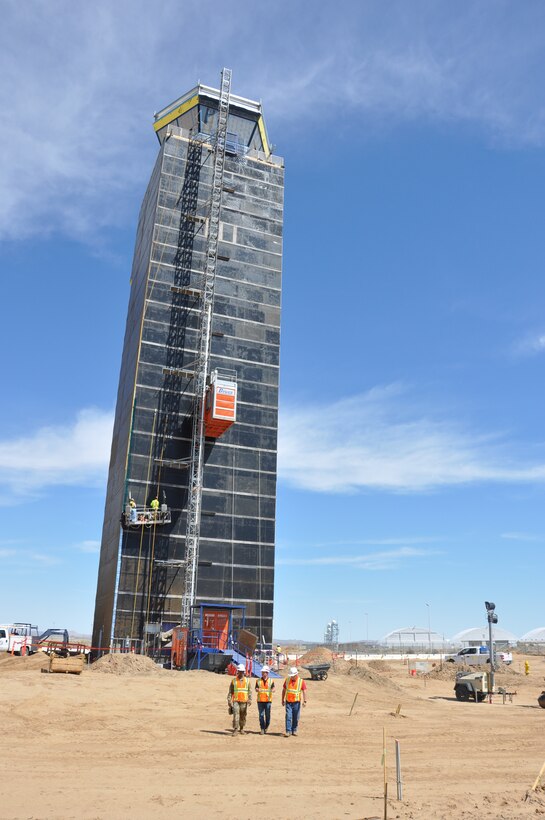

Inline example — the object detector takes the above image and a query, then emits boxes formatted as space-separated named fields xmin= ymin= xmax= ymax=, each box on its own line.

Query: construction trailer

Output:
xmin=92 ymin=69 xmax=283 ymax=655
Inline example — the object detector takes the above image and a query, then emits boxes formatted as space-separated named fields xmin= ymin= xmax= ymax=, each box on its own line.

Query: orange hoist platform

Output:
xmin=204 ymin=370 xmax=237 ymax=438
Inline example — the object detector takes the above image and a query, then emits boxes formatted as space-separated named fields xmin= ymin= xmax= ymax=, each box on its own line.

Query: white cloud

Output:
xmin=313 ymin=536 xmax=441 ymax=548
xmin=3 ymin=2 xmax=545 ymax=239
xmin=277 ymin=546 xmax=433 ymax=571
xmin=31 ymin=553 xmax=61 ymax=567
xmin=0 ymin=408 xmax=113 ymax=503
xmin=501 ymin=532 xmax=544 ymax=542
xmin=277 ymin=535 xmax=441 ymax=552
xmin=512 ymin=332 xmax=545 ymax=357
xmin=75 ymin=540 xmax=101 ymax=554
xmin=278 ymin=385 xmax=545 ymax=493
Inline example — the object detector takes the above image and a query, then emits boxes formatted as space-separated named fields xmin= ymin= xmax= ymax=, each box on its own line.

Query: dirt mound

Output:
xmin=297 ymin=647 xmax=334 ymax=666
xmin=0 ymin=652 xmax=49 ymax=673
xmin=348 ymin=665 xmax=402 ymax=691
xmin=367 ymin=660 xmax=391 ymax=673
xmin=330 ymin=658 xmax=354 ymax=674
xmin=423 ymin=662 xmax=524 ymax=684
xmin=424 ymin=663 xmax=473 ymax=681
xmin=90 ymin=653 xmax=164 ymax=676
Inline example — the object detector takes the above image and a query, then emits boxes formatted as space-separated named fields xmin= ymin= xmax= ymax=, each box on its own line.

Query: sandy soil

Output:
xmin=1 ymin=652 xmax=545 ymax=819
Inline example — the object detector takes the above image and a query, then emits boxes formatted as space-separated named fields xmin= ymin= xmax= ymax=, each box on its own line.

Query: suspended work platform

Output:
xmin=121 ymin=504 xmax=171 ymax=529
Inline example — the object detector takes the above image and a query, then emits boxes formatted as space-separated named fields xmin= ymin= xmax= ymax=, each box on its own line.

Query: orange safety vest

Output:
xmin=257 ymin=677 xmax=274 ymax=702
xmin=285 ymin=676 xmax=303 ymax=703
xmin=232 ymin=676 xmax=250 ymax=703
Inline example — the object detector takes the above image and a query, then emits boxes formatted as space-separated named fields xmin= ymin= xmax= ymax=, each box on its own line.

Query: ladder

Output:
xmin=180 ymin=67 xmax=232 ymax=627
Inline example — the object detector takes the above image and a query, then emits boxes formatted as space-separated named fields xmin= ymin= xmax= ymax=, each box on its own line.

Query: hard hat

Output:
xmin=289 ymin=666 xmax=298 ymax=676
xmin=262 ymin=665 xmax=270 ymax=673
xmin=236 ymin=663 xmax=245 ymax=672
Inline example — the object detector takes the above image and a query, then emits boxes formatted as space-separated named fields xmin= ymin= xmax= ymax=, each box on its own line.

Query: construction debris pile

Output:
xmin=90 ymin=653 xmax=164 ymax=676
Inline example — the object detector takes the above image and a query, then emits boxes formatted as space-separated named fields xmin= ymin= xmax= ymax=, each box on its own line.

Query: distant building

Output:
xmin=520 ymin=627 xmax=545 ymax=642
xmin=451 ymin=627 xmax=518 ymax=649
xmin=324 ymin=620 xmax=339 ymax=648
xmin=382 ymin=626 xmax=448 ymax=648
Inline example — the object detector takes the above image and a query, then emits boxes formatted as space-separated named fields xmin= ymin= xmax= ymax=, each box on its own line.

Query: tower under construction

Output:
xmin=92 ymin=70 xmax=283 ymax=651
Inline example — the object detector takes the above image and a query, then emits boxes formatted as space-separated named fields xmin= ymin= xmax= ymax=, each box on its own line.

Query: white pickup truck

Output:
xmin=0 ymin=625 xmax=12 ymax=652
xmin=445 ymin=646 xmax=513 ymax=665
xmin=0 ymin=623 xmax=39 ymax=654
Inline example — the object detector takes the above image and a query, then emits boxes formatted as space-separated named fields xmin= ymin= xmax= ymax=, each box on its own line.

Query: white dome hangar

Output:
xmin=382 ymin=626 xmax=447 ymax=647
xmin=451 ymin=626 xmax=518 ymax=646
xmin=520 ymin=627 xmax=545 ymax=642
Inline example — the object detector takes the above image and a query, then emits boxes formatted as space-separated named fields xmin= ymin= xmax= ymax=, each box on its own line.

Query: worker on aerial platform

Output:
xmin=150 ymin=496 xmax=160 ymax=520
xmin=129 ymin=498 xmax=137 ymax=524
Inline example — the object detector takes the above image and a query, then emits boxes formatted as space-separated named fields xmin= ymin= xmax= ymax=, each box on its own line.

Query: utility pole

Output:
xmin=426 ymin=602 xmax=431 ymax=653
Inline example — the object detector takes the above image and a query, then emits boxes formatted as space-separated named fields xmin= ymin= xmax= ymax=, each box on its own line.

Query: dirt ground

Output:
xmin=2 ymin=652 xmax=545 ymax=819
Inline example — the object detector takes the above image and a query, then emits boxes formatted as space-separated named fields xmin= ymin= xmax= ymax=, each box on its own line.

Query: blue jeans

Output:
xmin=258 ymin=702 xmax=271 ymax=731
xmin=285 ymin=701 xmax=301 ymax=734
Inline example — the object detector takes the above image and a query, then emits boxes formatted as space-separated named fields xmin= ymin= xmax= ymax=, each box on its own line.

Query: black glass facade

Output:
xmin=92 ymin=88 xmax=283 ymax=650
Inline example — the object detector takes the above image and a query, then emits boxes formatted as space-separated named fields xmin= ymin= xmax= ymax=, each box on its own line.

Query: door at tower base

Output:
xmin=204 ymin=373 xmax=237 ymax=438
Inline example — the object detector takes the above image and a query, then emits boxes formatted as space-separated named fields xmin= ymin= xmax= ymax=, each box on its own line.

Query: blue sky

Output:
xmin=1 ymin=1 xmax=545 ymax=641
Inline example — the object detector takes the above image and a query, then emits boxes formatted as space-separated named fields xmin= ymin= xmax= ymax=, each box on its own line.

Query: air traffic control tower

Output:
xmin=92 ymin=70 xmax=283 ymax=651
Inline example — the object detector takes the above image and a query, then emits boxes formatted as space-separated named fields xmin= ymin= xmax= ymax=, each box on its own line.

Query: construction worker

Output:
xmin=227 ymin=663 xmax=252 ymax=734
xmin=150 ymin=496 xmax=160 ymax=520
xmin=282 ymin=666 xmax=307 ymax=737
xmin=255 ymin=665 xmax=275 ymax=734
xmin=129 ymin=498 xmax=137 ymax=524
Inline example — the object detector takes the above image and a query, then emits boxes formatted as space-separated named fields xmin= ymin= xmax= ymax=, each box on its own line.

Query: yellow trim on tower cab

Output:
xmin=153 ymin=94 xmax=199 ymax=132
xmin=257 ymin=116 xmax=270 ymax=156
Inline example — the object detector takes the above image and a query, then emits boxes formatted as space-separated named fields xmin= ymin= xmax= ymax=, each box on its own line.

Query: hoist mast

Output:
xmin=180 ymin=67 xmax=232 ymax=627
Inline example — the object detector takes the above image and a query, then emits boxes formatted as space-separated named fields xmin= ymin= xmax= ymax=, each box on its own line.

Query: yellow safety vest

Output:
xmin=232 ymin=676 xmax=250 ymax=703
xmin=285 ymin=676 xmax=303 ymax=703
xmin=257 ymin=678 xmax=274 ymax=702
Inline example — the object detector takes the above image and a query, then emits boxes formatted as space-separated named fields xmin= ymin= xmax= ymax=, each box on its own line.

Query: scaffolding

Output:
xmin=180 ymin=67 xmax=232 ymax=627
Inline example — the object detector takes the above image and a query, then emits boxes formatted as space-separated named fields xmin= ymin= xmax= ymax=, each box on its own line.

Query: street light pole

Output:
xmin=426 ymin=602 xmax=431 ymax=654
xmin=485 ymin=601 xmax=498 ymax=691
xmin=365 ymin=612 xmax=369 ymax=642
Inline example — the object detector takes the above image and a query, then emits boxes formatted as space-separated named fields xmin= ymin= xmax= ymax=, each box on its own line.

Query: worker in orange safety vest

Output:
xmin=255 ymin=665 xmax=275 ymax=734
xmin=282 ymin=666 xmax=307 ymax=737
xmin=227 ymin=663 xmax=252 ymax=734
